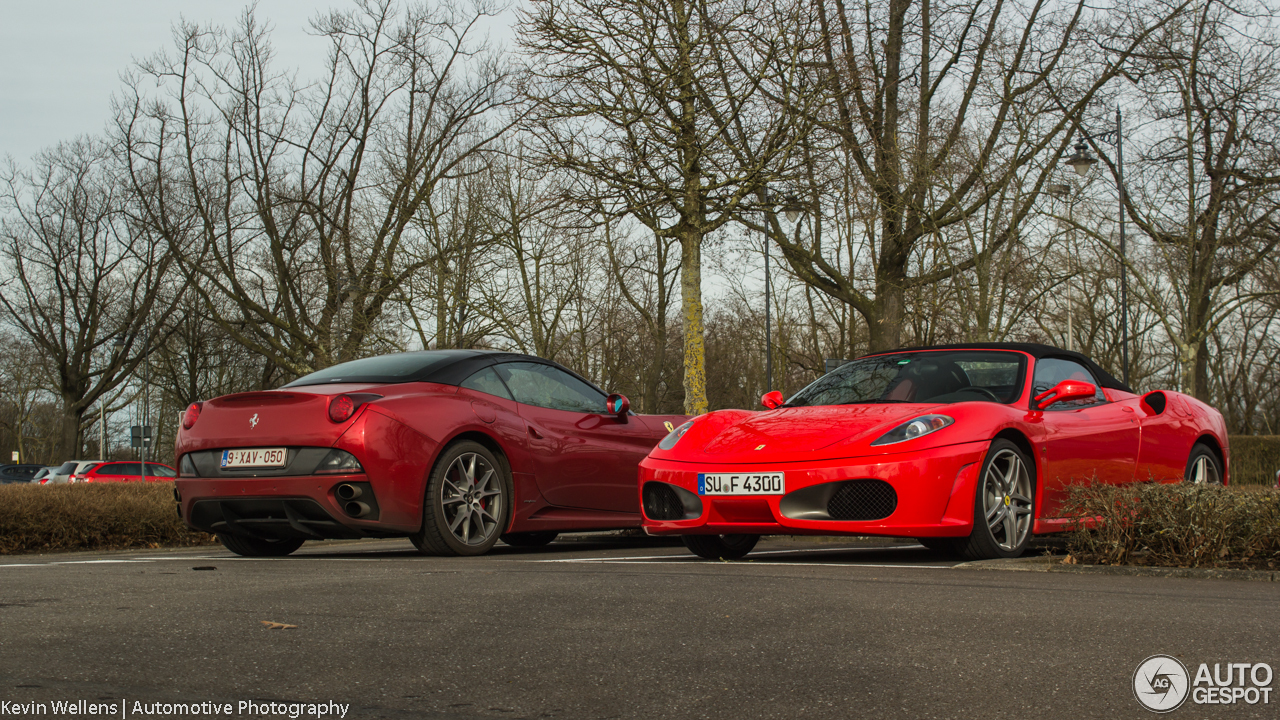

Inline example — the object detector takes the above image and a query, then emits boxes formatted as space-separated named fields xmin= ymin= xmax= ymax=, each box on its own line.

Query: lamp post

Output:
xmin=1064 ymin=107 xmax=1129 ymax=387
xmin=103 ymin=335 xmax=125 ymax=459
xmin=763 ymin=193 xmax=804 ymax=393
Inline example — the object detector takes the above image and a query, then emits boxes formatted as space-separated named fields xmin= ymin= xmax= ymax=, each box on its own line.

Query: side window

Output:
xmin=1032 ymin=358 xmax=1106 ymax=410
xmin=115 ymin=463 xmax=142 ymax=476
xmin=460 ymin=367 xmax=513 ymax=401
xmin=494 ymin=362 xmax=606 ymax=413
xmin=146 ymin=464 xmax=177 ymax=478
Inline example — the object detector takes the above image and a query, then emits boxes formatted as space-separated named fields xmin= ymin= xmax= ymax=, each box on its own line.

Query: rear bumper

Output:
xmin=639 ymin=441 xmax=988 ymax=538
xmin=176 ymin=474 xmax=419 ymax=538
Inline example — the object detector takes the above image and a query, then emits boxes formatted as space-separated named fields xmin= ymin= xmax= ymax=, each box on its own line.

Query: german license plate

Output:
xmin=698 ymin=472 xmax=785 ymax=495
xmin=220 ymin=448 xmax=287 ymax=468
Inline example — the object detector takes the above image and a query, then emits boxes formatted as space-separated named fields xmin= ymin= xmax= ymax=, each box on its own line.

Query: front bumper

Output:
xmin=639 ymin=441 xmax=988 ymax=538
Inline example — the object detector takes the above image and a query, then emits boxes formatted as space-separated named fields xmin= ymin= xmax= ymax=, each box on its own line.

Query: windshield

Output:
xmin=785 ymin=351 xmax=1026 ymax=407
xmin=284 ymin=351 xmax=463 ymax=387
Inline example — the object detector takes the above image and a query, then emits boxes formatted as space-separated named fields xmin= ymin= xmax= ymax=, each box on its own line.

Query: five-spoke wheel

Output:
xmin=412 ymin=441 xmax=511 ymax=556
xmin=1184 ymin=443 xmax=1223 ymax=485
xmin=957 ymin=439 xmax=1035 ymax=560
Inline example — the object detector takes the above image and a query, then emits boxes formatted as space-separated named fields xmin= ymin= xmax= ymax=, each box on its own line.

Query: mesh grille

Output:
xmin=643 ymin=482 xmax=685 ymax=520
xmin=826 ymin=480 xmax=897 ymax=521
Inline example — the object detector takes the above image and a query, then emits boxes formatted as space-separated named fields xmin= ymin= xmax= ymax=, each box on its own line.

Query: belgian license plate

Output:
xmin=220 ymin=448 xmax=287 ymax=468
xmin=698 ymin=472 xmax=785 ymax=496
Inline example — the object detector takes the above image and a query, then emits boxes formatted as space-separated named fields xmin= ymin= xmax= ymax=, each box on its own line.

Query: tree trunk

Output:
xmin=59 ymin=400 xmax=84 ymax=460
xmin=679 ymin=231 xmax=708 ymax=415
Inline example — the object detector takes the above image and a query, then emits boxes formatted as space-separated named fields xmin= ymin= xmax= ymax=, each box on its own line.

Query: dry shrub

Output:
xmin=1064 ymin=483 xmax=1280 ymax=569
xmin=0 ymin=482 xmax=216 ymax=555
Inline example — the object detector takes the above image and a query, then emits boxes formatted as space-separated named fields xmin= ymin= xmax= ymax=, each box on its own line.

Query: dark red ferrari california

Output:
xmin=640 ymin=343 xmax=1229 ymax=561
xmin=174 ymin=350 xmax=686 ymax=557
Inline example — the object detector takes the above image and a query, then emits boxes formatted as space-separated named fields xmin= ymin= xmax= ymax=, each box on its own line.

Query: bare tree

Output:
xmin=521 ymin=0 xmax=822 ymax=414
xmin=119 ymin=0 xmax=518 ymax=377
xmin=0 ymin=139 xmax=179 ymax=457
xmin=1097 ymin=0 xmax=1280 ymax=400
xmin=764 ymin=0 xmax=1192 ymax=352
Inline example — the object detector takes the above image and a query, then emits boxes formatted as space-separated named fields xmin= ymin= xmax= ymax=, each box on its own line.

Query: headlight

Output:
xmin=870 ymin=414 xmax=954 ymax=446
xmin=657 ymin=420 xmax=696 ymax=450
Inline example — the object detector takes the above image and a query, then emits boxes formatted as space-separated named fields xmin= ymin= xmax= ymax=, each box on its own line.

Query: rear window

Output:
xmin=55 ymin=461 xmax=78 ymax=474
xmin=283 ymin=352 xmax=462 ymax=387
xmin=146 ymin=464 xmax=177 ymax=478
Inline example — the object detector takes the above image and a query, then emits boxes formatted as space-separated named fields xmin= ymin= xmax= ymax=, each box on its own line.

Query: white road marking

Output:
xmin=529 ymin=545 xmax=925 ymax=562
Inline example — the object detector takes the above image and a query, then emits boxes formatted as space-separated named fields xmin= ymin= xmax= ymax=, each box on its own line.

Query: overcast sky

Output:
xmin=0 ymin=1 xmax=343 ymax=162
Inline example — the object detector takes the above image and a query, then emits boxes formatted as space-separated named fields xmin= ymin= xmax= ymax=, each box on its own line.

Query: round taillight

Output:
xmin=329 ymin=395 xmax=355 ymax=423
xmin=182 ymin=402 xmax=203 ymax=430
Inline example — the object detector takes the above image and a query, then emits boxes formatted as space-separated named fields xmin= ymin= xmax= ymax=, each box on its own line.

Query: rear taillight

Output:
xmin=327 ymin=393 xmax=381 ymax=423
xmin=182 ymin=402 xmax=203 ymax=430
xmin=329 ymin=395 xmax=355 ymax=423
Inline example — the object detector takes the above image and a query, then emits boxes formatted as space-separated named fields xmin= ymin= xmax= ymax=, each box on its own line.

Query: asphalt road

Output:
xmin=0 ymin=536 xmax=1275 ymax=720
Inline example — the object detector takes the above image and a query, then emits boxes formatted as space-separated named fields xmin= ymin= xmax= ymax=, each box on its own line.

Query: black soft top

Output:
xmin=862 ymin=342 xmax=1133 ymax=393
xmin=282 ymin=349 xmax=606 ymax=393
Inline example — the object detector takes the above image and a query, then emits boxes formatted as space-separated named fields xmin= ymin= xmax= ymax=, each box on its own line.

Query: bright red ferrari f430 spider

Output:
xmin=639 ymin=343 xmax=1229 ymax=560
xmin=174 ymin=350 xmax=687 ymax=557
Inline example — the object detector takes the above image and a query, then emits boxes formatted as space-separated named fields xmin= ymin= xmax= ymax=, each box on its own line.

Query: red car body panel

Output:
xmin=80 ymin=462 xmax=178 ymax=483
xmin=640 ymin=346 xmax=1229 ymax=539
xmin=174 ymin=352 xmax=687 ymax=541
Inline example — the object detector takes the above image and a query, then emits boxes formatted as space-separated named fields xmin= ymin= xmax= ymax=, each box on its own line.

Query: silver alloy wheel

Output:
xmin=1188 ymin=454 xmax=1222 ymax=484
xmin=981 ymin=448 xmax=1033 ymax=551
xmin=439 ymin=452 xmax=503 ymax=546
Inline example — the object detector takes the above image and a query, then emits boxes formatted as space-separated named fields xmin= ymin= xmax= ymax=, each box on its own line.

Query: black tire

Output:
xmin=681 ymin=534 xmax=759 ymax=560
xmin=955 ymin=439 xmax=1036 ymax=561
xmin=1184 ymin=442 xmax=1224 ymax=484
xmin=500 ymin=531 xmax=559 ymax=547
xmin=916 ymin=537 xmax=962 ymax=555
xmin=216 ymin=533 xmax=305 ymax=557
xmin=411 ymin=441 xmax=511 ymax=557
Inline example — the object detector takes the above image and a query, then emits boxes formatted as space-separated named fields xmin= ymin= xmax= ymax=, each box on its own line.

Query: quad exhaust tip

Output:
xmin=344 ymin=501 xmax=371 ymax=518
xmin=336 ymin=483 xmax=362 ymax=501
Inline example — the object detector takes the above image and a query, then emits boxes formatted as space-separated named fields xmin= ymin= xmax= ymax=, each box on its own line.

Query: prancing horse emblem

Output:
xmin=249 ymin=413 xmax=259 ymax=429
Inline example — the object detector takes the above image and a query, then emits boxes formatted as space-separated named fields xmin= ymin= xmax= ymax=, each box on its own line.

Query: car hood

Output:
xmin=663 ymin=403 xmax=950 ymax=464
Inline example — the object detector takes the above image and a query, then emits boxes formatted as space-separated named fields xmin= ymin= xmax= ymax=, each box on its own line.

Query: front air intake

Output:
xmin=642 ymin=482 xmax=702 ymax=521
xmin=827 ymin=480 xmax=897 ymax=521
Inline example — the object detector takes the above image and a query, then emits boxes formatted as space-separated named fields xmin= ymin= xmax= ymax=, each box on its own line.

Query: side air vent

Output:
xmin=642 ymin=482 xmax=703 ymax=521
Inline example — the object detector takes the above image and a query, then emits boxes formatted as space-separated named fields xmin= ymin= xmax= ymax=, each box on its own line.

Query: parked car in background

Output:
xmin=0 ymin=464 xmax=47 ymax=484
xmin=31 ymin=467 xmax=56 ymax=484
xmin=42 ymin=460 xmax=103 ymax=485
xmin=79 ymin=462 xmax=178 ymax=482
xmin=175 ymin=349 xmax=688 ymax=557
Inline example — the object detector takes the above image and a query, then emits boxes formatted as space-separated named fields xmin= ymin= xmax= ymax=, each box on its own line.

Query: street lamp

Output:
xmin=1063 ymin=107 xmax=1129 ymax=387
xmin=762 ymin=192 xmax=805 ymax=393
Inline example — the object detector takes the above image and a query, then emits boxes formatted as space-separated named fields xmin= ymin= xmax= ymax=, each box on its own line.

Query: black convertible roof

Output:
xmin=862 ymin=342 xmax=1133 ymax=393
xmin=283 ymin=349 xmax=607 ymax=393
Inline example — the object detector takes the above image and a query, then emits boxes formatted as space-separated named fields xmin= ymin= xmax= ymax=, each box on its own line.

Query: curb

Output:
xmin=954 ymin=554 xmax=1278 ymax=582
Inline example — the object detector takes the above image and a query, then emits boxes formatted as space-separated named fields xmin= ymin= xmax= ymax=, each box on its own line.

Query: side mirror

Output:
xmin=761 ymin=390 xmax=784 ymax=409
xmin=1033 ymin=380 xmax=1096 ymax=409
xmin=605 ymin=393 xmax=630 ymax=418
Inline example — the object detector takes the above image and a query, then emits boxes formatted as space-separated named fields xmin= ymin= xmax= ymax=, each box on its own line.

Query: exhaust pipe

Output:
xmin=336 ymin=483 xmax=362 ymax=501
xmin=345 ymin=501 xmax=371 ymax=518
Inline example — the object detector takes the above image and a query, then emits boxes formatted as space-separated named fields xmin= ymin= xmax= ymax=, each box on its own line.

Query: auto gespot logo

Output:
xmin=1133 ymin=655 xmax=1274 ymax=713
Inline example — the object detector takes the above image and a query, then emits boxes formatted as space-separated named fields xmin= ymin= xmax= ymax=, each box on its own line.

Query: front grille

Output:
xmin=643 ymin=482 xmax=685 ymax=520
xmin=826 ymin=480 xmax=897 ymax=521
